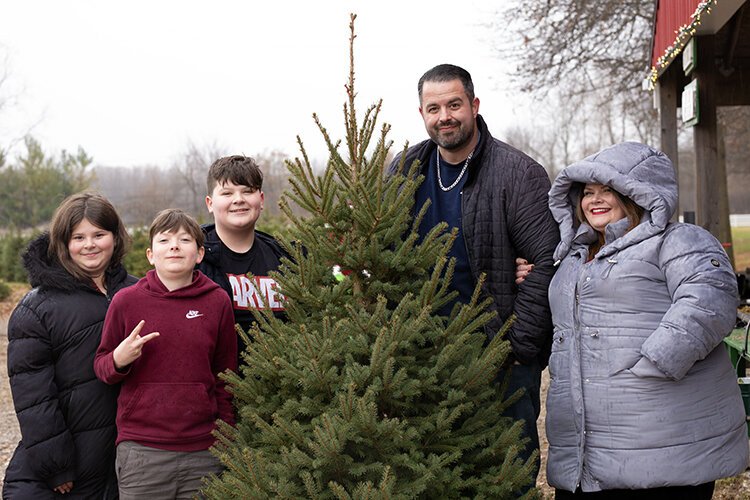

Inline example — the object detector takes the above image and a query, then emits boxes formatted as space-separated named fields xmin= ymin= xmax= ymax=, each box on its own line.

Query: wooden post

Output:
xmin=693 ymin=36 xmax=735 ymax=267
xmin=715 ymin=118 xmax=735 ymax=266
xmin=657 ymin=65 xmax=680 ymax=219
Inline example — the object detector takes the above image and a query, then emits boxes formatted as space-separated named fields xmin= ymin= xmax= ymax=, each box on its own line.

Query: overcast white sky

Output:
xmin=0 ymin=1 xmax=529 ymax=168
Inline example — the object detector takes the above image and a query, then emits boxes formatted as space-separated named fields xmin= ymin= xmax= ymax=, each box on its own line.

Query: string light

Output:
xmin=646 ymin=0 xmax=717 ymax=90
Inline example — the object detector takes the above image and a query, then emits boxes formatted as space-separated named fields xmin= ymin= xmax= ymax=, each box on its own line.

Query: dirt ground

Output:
xmin=0 ymin=285 xmax=749 ymax=498
xmin=1 ymin=285 xmax=25 ymax=497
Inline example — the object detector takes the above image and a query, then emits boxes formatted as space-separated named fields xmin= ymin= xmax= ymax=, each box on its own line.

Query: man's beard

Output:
xmin=431 ymin=119 xmax=474 ymax=151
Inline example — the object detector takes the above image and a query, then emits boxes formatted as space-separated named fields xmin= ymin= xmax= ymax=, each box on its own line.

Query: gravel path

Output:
xmin=1 ymin=317 xmax=21 ymax=497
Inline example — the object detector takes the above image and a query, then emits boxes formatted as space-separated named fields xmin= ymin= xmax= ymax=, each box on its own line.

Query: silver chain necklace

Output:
xmin=436 ymin=149 xmax=473 ymax=192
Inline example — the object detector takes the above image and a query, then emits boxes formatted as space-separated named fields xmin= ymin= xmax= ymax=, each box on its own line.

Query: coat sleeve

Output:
xmin=506 ymin=161 xmax=560 ymax=365
xmin=6 ymin=300 xmax=76 ymax=488
xmin=93 ymin=294 xmax=131 ymax=384
xmin=212 ymin=294 xmax=238 ymax=426
xmin=640 ymin=224 xmax=738 ymax=380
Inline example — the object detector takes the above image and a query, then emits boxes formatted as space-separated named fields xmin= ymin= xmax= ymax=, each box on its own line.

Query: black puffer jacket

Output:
xmin=3 ymin=234 xmax=136 ymax=499
xmin=388 ymin=115 xmax=559 ymax=366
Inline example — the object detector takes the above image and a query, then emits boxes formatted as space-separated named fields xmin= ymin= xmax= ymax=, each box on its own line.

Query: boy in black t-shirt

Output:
xmin=197 ymin=155 xmax=287 ymax=356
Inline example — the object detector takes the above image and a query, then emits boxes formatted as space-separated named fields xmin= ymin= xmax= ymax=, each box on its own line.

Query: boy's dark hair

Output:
xmin=206 ymin=155 xmax=264 ymax=195
xmin=148 ymin=208 xmax=205 ymax=249
xmin=417 ymin=64 xmax=475 ymax=104
xmin=49 ymin=192 xmax=131 ymax=282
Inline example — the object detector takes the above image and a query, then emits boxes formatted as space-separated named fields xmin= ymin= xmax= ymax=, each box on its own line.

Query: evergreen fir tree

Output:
xmin=205 ymin=14 xmax=537 ymax=499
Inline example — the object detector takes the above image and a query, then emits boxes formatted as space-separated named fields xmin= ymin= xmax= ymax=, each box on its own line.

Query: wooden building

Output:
xmin=649 ymin=0 xmax=749 ymax=265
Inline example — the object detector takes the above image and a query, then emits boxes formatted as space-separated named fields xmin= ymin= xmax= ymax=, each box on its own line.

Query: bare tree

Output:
xmin=497 ymin=1 xmax=654 ymax=98
xmin=93 ymin=146 xmax=293 ymax=225
xmin=170 ymin=144 xmax=292 ymax=219
xmin=0 ymin=52 xmax=13 ymax=160
xmin=494 ymin=0 xmax=659 ymax=160
xmin=170 ymin=140 xmax=228 ymax=215
xmin=720 ymin=106 xmax=750 ymax=213
xmin=254 ymin=149 xmax=290 ymax=217
xmin=501 ymin=85 xmax=659 ymax=178
xmin=0 ymin=48 xmax=43 ymax=162
xmin=94 ymin=165 xmax=179 ymax=226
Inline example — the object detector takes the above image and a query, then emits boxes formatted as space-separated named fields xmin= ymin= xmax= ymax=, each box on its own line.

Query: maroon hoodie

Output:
xmin=94 ymin=270 xmax=237 ymax=452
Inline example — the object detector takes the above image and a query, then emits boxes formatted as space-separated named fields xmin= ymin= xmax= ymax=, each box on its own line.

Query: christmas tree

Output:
xmin=205 ymin=14 xmax=537 ymax=499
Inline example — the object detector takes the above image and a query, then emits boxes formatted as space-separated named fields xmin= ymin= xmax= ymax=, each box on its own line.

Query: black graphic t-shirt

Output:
xmin=218 ymin=237 xmax=285 ymax=334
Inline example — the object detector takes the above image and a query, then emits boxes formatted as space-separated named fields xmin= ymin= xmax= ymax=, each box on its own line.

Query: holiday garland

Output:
xmin=647 ymin=0 xmax=717 ymax=90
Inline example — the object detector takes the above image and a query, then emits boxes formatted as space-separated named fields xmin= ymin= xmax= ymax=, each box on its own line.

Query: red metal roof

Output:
xmin=651 ymin=0 xmax=703 ymax=67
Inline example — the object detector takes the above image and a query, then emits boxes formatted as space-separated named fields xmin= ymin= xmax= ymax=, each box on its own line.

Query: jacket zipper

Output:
xmin=574 ymin=281 xmax=582 ymax=489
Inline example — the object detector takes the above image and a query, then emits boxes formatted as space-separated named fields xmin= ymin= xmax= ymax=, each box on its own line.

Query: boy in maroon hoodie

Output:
xmin=94 ymin=209 xmax=237 ymax=499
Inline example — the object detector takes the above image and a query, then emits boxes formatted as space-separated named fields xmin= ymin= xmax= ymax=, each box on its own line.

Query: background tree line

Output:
xmin=92 ymin=142 xmax=293 ymax=226
xmin=3 ymin=0 xmax=750 ymax=284
xmin=0 ymin=136 xmax=92 ymax=229
xmin=0 ymin=137 xmax=296 ymax=283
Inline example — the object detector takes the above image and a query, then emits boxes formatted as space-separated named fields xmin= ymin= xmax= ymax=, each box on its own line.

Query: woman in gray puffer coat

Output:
xmin=545 ymin=142 xmax=748 ymax=498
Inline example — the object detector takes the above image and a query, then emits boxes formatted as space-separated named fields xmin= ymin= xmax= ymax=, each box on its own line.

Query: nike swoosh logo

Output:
xmin=186 ymin=311 xmax=204 ymax=319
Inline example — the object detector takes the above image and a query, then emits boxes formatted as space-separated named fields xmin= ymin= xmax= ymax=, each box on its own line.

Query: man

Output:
xmin=388 ymin=64 xmax=559 ymax=489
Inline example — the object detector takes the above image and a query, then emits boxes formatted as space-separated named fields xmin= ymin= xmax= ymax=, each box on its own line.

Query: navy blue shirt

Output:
xmin=415 ymin=148 xmax=476 ymax=315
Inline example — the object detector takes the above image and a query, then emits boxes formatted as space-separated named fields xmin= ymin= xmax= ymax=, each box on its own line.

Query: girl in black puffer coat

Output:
xmin=3 ymin=193 xmax=136 ymax=499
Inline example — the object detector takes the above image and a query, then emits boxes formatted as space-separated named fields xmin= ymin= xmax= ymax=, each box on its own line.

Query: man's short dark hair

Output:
xmin=206 ymin=155 xmax=264 ymax=195
xmin=418 ymin=64 xmax=475 ymax=104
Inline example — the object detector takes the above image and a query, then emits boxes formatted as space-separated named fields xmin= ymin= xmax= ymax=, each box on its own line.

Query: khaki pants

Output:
xmin=115 ymin=441 xmax=223 ymax=500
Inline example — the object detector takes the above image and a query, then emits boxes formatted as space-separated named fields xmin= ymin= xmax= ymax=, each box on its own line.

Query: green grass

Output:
xmin=733 ymin=226 xmax=750 ymax=272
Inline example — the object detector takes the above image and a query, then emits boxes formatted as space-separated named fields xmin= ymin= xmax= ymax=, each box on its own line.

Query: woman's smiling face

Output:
xmin=580 ymin=183 xmax=626 ymax=234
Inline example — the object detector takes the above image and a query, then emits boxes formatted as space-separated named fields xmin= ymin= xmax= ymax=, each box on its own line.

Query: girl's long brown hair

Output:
xmin=48 ymin=192 xmax=130 ymax=282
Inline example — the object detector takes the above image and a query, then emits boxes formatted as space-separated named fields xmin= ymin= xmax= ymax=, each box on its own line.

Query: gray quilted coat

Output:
xmin=545 ymin=142 xmax=748 ymax=492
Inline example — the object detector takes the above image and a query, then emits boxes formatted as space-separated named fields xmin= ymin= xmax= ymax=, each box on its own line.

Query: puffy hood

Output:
xmin=548 ymin=142 xmax=677 ymax=262
xmin=23 ymin=232 xmax=128 ymax=293
xmin=137 ymin=268 xmax=221 ymax=299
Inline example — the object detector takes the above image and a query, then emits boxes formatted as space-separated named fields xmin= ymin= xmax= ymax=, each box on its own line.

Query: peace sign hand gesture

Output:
xmin=113 ymin=320 xmax=160 ymax=370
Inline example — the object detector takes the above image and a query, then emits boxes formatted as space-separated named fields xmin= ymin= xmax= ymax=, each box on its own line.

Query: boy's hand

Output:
xmin=515 ymin=257 xmax=534 ymax=285
xmin=113 ymin=320 xmax=160 ymax=369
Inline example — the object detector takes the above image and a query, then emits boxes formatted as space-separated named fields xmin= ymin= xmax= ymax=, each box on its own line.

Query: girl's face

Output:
xmin=68 ymin=218 xmax=115 ymax=278
xmin=580 ymin=183 xmax=626 ymax=234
